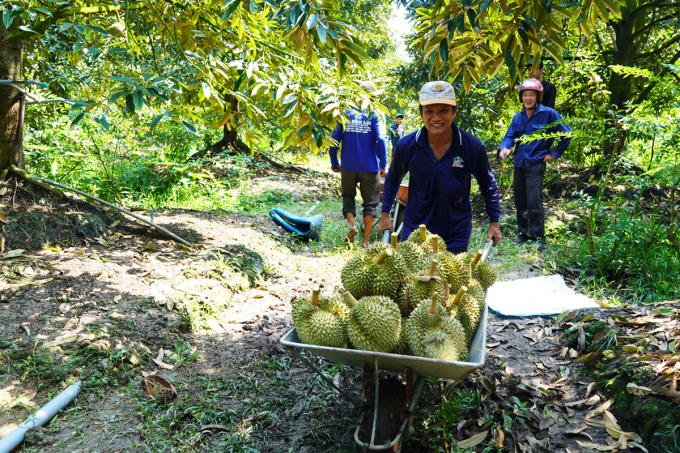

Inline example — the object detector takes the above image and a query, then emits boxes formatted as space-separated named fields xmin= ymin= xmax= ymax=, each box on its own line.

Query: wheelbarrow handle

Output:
xmin=383 ymin=230 xmax=392 ymax=244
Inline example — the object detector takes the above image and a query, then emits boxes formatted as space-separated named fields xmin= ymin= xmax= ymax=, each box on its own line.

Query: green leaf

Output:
xmin=108 ymin=90 xmax=129 ymax=104
xmin=3 ymin=8 xmax=15 ymax=29
xmin=125 ymin=94 xmax=135 ymax=114
xmin=296 ymin=124 xmax=310 ymax=136
xmin=202 ymin=82 xmax=212 ymax=100
xmin=316 ymin=24 xmax=326 ymax=44
xmin=180 ymin=120 xmax=198 ymax=135
xmin=281 ymin=93 xmax=297 ymax=105
xmin=133 ymin=87 xmax=144 ymax=111
xmin=306 ymin=13 xmax=319 ymax=30
xmin=282 ymin=99 xmax=298 ymax=117
xmin=60 ymin=22 xmax=73 ymax=31
xmin=70 ymin=113 xmax=85 ymax=130
xmin=504 ymin=50 xmax=517 ymax=80
xmin=221 ymin=0 xmax=242 ymax=22
xmin=82 ymin=24 xmax=109 ymax=36
xmin=439 ymin=39 xmax=448 ymax=62
xmin=480 ymin=0 xmax=492 ymax=12
xmin=35 ymin=7 xmax=52 ymax=17
xmin=150 ymin=113 xmax=164 ymax=129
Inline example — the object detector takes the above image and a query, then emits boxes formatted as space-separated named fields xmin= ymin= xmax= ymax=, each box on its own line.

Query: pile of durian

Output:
xmin=292 ymin=225 xmax=497 ymax=362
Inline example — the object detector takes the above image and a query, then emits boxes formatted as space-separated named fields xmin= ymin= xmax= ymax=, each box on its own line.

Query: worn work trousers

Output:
xmin=340 ymin=171 xmax=380 ymax=218
xmin=513 ymin=162 xmax=546 ymax=240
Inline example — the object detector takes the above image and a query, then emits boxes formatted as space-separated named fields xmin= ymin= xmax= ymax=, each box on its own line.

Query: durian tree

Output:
xmin=407 ymin=0 xmax=680 ymax=160
xmin=0 ymin=0 xmax=389 ymax=178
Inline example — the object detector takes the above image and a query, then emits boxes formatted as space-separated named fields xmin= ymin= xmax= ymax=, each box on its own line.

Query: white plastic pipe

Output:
xmin=0 ymin=381 xmax=81 ymax=452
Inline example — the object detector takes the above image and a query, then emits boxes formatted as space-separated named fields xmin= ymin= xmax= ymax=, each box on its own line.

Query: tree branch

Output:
xmin=628 ymin=0 xmax=670 ymax=16
xmin=9 ymin=165 xmax=64 ymax=198
xmin=630 ymin=14 xmax=676 ymax=39
xmin=637 ymin=34 xmax=680 ymax=60
xmin=631 ymin=47 xmax=680 ymax=109
xmin=8 ymin=2 xmax=150 ymax=40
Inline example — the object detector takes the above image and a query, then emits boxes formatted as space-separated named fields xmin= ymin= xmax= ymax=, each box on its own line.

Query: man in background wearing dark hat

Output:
xmin=527 ymin=59 xmax=557 ymax=109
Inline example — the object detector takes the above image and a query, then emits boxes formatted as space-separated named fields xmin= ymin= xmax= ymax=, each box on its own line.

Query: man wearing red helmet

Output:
xmin=498 ymin=78 xmax=572 ymax=249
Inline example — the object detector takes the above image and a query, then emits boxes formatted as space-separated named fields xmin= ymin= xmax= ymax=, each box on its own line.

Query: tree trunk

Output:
xmin=211 ymin=94 xmax=249 ymax=154
xmin=603 ymin=9 xmax=638 ymax=159
xmin=0 ymin=23 xmax=25 ymax=176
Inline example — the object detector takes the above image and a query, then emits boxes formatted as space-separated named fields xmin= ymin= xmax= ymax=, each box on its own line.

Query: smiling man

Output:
xmin=379 ymin=81 xmax=502 ymax=253
xmin=498 ymin=78 xmax=572 ymax=249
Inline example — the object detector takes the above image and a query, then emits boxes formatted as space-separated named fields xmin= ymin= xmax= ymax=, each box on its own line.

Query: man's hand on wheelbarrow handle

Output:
xmin=331 ymin=165 xmax=341 ymax=173
xmin=379 ymin=212 xmax=394 ymax=236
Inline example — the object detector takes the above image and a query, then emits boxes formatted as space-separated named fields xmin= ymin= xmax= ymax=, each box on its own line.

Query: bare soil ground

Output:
xmin=0 ymin=166 xmax=673 ymax=453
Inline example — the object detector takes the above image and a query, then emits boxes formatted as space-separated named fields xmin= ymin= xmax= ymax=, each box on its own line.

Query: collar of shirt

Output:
xmin=415 ymin=122 xmax=462 ymax=150
xmin=521 ymin=102 xmax=547 ymax=120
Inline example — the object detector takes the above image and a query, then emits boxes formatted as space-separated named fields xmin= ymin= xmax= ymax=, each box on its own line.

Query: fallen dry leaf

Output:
xmin=585 ymin=400 xmax=612 ymax=420
xmin=457 ymin=430 xmax=488 ymax=449
xmin=141 ymin=375 xmax=177 ymax=404
xmin=42 ymin=335 xmax=78 ymax=348
xmin=494 ymin=428 xmax=505 ymax=448
xmin=586 ymin=382 xmax=596 ymax=398
xmin=576 ymin=440 xmax=620 ymax=451
xmin=626 ymin=382 xmax=652 ymax=396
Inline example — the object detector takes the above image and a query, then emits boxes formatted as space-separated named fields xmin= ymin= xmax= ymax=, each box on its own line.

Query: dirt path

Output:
xmin=0 ymin=170 xmax=660 ymax=453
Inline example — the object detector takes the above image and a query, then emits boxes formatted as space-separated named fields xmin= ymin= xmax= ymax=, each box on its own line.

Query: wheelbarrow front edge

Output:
xmin=280 ymin=302 xmax=487 ymax=381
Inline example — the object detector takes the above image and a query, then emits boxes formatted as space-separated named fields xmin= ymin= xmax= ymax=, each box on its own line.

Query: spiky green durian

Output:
xmin=392 ymin=317 xmax=413 ymax=356
xmin=472 ymin=261 xmax=497 ymax=290
xmin=396 ymin=241 xmax=427 ymax=272
xmin=405 ymin=295 xmax=468 ymax=361
xmin=368 ymin=248 xmax=409 ymax=298
xmin=341 ymin=247 xmax=408 ymax=299
xmin=455 ymin=279 xmax=485 ymax=344
xmin=401 ymin=258 xmax=448 ymax=311
xmin=406 ymin=224 xmax=437 ymax=249
xmin=341 ymin=254 xmax=372 ymax=299
xmin=341 ymin=290 xmax=401 ymax=353
xmin=292 ymin=288 xmax=350 ymax=348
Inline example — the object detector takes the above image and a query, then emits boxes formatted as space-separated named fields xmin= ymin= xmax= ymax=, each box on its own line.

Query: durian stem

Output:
xmin=339 ymin=287 xmax=357 ymax=307
xmin=429 ymin=293 xmax=439 ymax=314
xmin=428 ymin=259 xmax=438 ymax=277
xmin=391 ymin=233 xmax=398 ymax=250
xmin=311 ymin=287 xmax=320 ymax=306
xmin=468 ymin=263 xmax=472 ymax=278
xmin=452 ymin=286 xmax=467 ymax=306
xmin=433 ymin=236 xmax=439 ymax=254
xmin=374 ymin=247 xmax=393 ymax=265
xmin=419 ymin=224 xmax=427 ymax=241
xmin=472 ymin=250 xmax=482 ymax=266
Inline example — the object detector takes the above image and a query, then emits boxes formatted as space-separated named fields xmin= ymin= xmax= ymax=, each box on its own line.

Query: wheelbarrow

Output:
xmin=280 ymin=241 xmax=492 ymax=451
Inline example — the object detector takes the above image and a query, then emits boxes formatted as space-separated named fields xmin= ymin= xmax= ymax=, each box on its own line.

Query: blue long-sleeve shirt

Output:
xmin=500 ymin=104 xmax=572 ymax=167
xmin=328 ymin=111 xmax=387 ymax=172
xmin=382 ymin=123 xmax=500 ymax=251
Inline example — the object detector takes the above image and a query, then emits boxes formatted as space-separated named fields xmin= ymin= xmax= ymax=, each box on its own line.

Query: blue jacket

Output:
xmin=389 ymin=123 xmax=405 ymax=148
xmin=329 ymin=111 xmax=387 ymax=172
xmin=500 ymin=104 xmax=572 ymax=167
xmin=382 ymin=123 xmax=500 ymax=251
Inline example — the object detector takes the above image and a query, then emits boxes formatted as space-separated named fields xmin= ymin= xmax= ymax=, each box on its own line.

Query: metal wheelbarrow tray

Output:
xmin=280 ymin=301 xmax=488 ymax=451
xmin=280 ymin=301 xmax=487 ymax=381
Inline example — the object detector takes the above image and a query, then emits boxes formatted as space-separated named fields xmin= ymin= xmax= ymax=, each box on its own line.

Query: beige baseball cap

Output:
xmin=419 ymin=81 xmax=456 ymax=106
xmin=359 ymin=81 xmax=383 ymax=95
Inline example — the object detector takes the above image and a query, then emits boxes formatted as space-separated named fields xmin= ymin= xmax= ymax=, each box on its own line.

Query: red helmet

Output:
xmin=518 ymin=78 xmax=543 ymax=103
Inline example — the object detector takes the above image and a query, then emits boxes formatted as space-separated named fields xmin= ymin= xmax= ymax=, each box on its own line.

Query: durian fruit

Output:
xmin=396 ymin=241 xmax=427 ymax=272
xmin=392 ymin=317 xmax=413 ymax=356
xmin=108 ymin=22 xmax=126 ymax=37
xmin=341 ymin=253 xmax=372 ymax=299
xmin=292 ymin=287 xmax=350 ymax=348
xmin=402 ymin=258 xmax=447 ymax=310
xmin=341 ymin=247 xmax=407 ymax=300
xmin=453 ymin=276 xmax=485 ymax=344
xmin=368 ymin=247 xmax=409 ymax=298
xmin=470 ymin=249 xmax=497 ymax=290
xmin=407 ymin=224 xmax=443 ymax=248
xmin=341 ymin=288 xmax=401 ymax=353
xmin=405 ymin=294 xmax=468 ymax=361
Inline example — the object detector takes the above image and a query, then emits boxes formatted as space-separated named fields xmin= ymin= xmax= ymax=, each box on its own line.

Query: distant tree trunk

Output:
xmin=210 ymin=94 xmax=249 ymax=154
xmin=603 ymin=12 xmax=638 ymax=160
xmin=0 ymin=24 xmax=25 ymax=176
